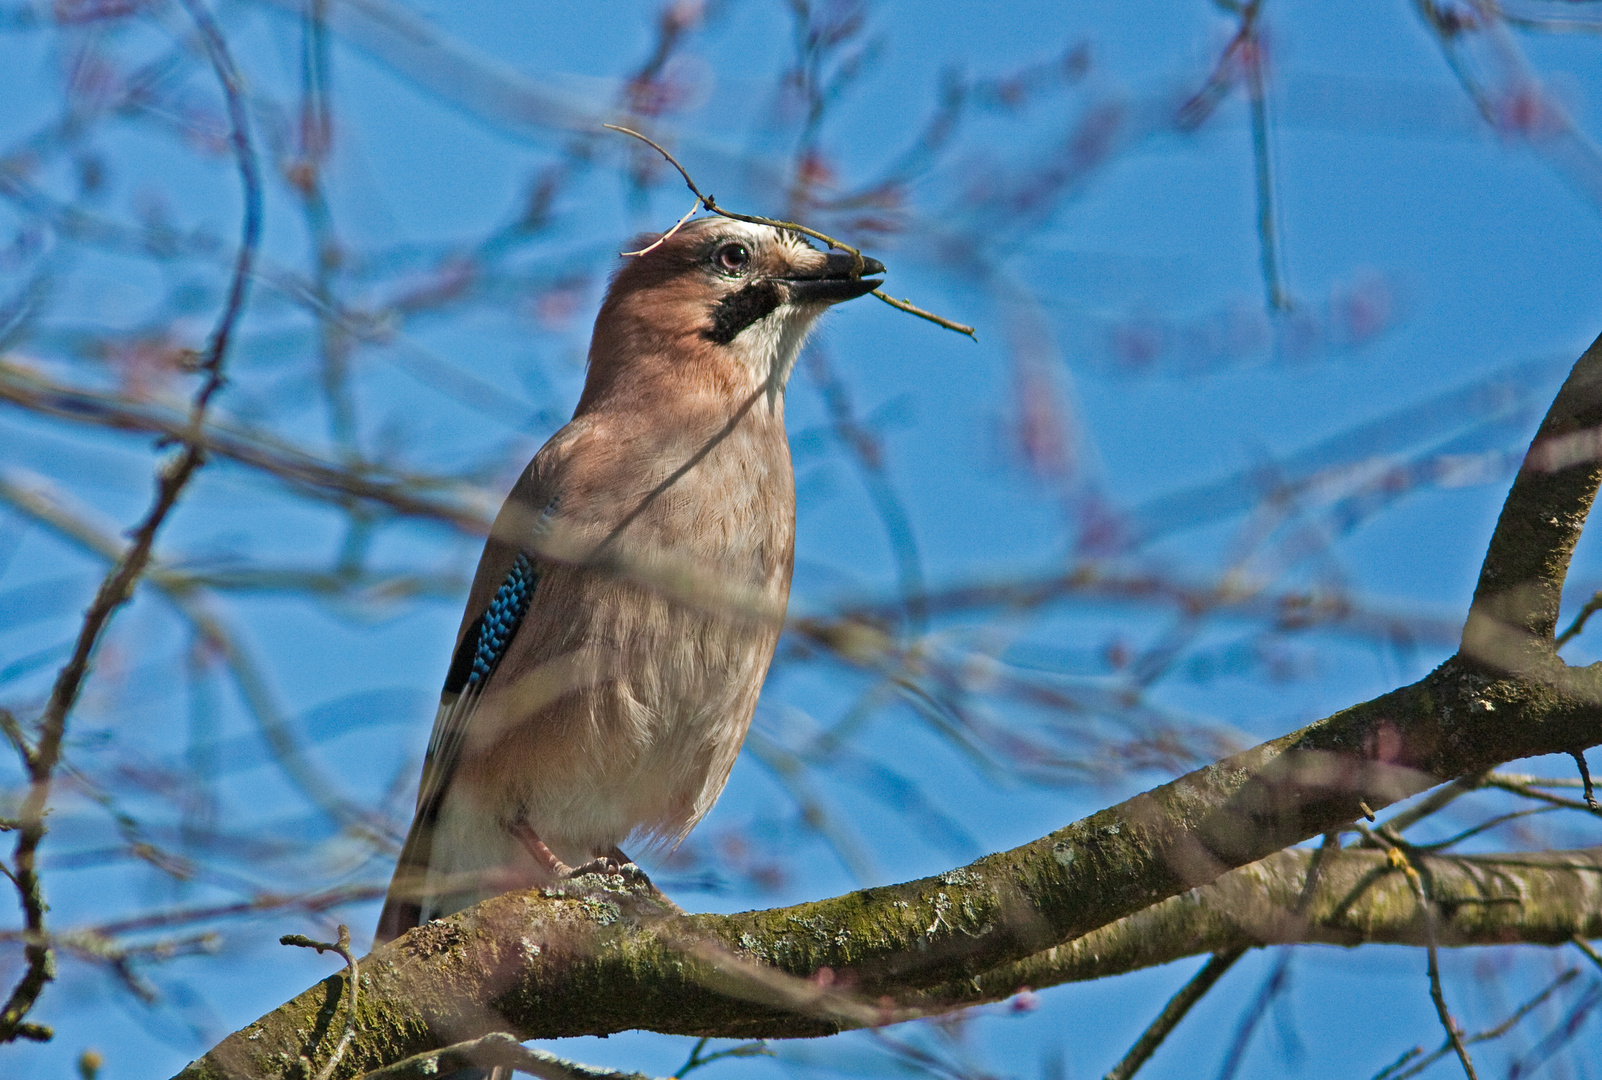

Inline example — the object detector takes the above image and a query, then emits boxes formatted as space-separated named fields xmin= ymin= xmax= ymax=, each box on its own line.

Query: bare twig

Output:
xmin=803 ymin=347 xmax=928 ymax=631
xmin=671 ymin=1037 xmax=771 ymax=1078
xmin=0 ymin=360 xmax=494 ymax=535
xmin=0 ymin=0 xmax=262 ymax=1042
xmin=1484 ymin=772 xmax=1602 ymax=815
xmin=1239 ymin=2 xmax=1291 ymax=313
xmin=1102 ymin=948 xmax=1245 ymax=1080
xmin=1380 ymin=773 xmax=1486 ymax=835
xmin=1554 ymin=588 xmax=1602 ymax=647
xmin=1375 ymin=968 xmax=1579 ymax=1080
xmin=0 ymin=470 xmax=399 ymax=837
xmin=1573 ymin=934 xmax=1602 ymax=973
xmin=281 ymin=926 xmax=359 ymax=1080
xmin=871 ymin=289 xmax=977 ymax=339
xmin=601 ymin=124 xmax=975 ymax=338
xmin=621 ymin=196 xmax=702 ymax=256
xmin=1360 ymin=826 xmax=1478 ymax=1080
xmin=1569 ymin=749 xmax=1599 ymax=809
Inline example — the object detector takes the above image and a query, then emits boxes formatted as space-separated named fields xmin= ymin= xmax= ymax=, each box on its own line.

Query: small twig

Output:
xmin=1573 ymin=934 xmax=1602 ymax=974
xmin=1376 ymin=968 xmax=1579 ymax=1080
xmin=804 ymin=348 xmax=929 ymax=632
xmin=1213 ymin=835 xmax=1337 ymax=1080
xmin=1484 ymin=772 xmax=1602 ymax=815
xmin=1411 ymin=806 xmax=1559 ymax=852
xmin=1103 ymin=833 xmax=1336 ymax=1080
xmin=871 ymin=290 xmax=977 ymax=339
xmin=672 ymin=1037 xmax=771 ymax=1078
xmin=1239 ymin=1 xmax=1292 ymax=313
xmin=280 ymin=926 xmax=359 ymax=1080
xmin=0 ymin=710 xmax=34 ymax=772
xmin=1554 ymin=589 xmax=1602 ymax=647
xmin=1490 ymin=772 xmax=1590 ymax=789
xmin=1102 ymin=948 xmax=1245 ymax=1080
xmin=1371 ymin=1047 xmax=1424 ymax=1080
xmin=601 ymin=124 xmax=975 ymax=338
xmin=1569 ymin=750 xmax=1599 ymax=810
xmin=621 ymin=195 xmax=703 ymax=256
xmin=1360 ymin=826 xmax=1478 ymax=1080
xmin=1380 ymin=773 xmax=1485 ymax=835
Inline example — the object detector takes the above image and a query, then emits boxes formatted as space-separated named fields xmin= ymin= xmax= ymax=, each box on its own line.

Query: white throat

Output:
xmin=733 ymin=302 xmax=826 ymax=407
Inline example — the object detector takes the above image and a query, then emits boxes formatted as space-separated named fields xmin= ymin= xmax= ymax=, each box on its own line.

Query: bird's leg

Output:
xmin=509 ymin=822 xmax=574 ymax=877
xmin=516 ymin=833 xmax=682 ymax=914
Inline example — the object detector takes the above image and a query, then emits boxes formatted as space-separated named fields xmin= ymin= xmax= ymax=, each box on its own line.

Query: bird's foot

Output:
xmin=554 ymin=847 xmax=682 ymax=915
xmin=564 ymin=854 xmax=647 ymax=884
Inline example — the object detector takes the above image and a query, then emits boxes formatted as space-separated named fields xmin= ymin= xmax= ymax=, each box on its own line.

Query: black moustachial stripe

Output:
xmin=442 ymin=552 xmax=538 ymax=694
xmin=703 ymin=279 xmax=783 ymax=344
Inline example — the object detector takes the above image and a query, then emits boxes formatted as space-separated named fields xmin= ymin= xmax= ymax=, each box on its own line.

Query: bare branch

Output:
xmin=1102 ymin=949 xmax=1245 ymax=1080
xmin=281 ymin=926 xmax=360 ymax=1080
xmin=600 ymin=124 xmax=975 ymax=337
xmin=1361 ymin=827 xmax=1477 ymax=1080
xmin=0 ymin=0 xmax=263 ymax=1042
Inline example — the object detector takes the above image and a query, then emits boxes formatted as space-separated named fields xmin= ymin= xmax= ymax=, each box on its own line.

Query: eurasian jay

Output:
xmin=377 ymin=217 xmax=884 ymax=942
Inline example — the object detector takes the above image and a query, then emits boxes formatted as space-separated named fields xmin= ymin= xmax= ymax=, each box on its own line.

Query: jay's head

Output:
xmin=582 ymin=217 xmax=884 ymax=407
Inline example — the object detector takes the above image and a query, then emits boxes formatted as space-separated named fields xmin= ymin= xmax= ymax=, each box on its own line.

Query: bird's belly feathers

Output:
xmin=449 ymin=441 xmax=794 ymax=865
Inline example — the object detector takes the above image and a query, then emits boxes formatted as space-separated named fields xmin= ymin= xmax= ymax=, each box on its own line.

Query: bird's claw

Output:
xmin=549 ymin=857 xmax=682 ymax=915
xmin=564 ymin=856 xmax=645 ymax=882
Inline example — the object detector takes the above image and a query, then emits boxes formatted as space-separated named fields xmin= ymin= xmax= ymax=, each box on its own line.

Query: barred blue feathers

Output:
xmin=442 ymin=553 xmax=538 ymax=695
xmin=471 ymin=553 xmax=535 ymax=685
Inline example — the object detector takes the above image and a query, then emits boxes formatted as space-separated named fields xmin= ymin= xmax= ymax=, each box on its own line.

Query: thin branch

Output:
xmin=281 ymin=926 xmax=360 ymax=1080
xmin=803 ymin=347 xmax=929 ymax=631
xmin=1573 ymin=934 xmax=1602 ymax=974
xmin=1239 ymin=2 xmax=1292 ymax=313
xmin=0 ymin=470 xmax=399 ymax=836
xmin=1484 ymin=771 xmax=1602 ymax=814
xmin=1554 ymin=588 xmax=1602 ymax=647
xmin=0 ymin=360 xmax=495 ymax=535
xmin=600 ymin=124 xmax=975 ymax=338
xmin=0 ymin=0 xmax=262 ymax=1043
xmin=672 ymin=1038 xmax=770 ymax=1078
xmin=621 ymin=195 xmax=702 ymax=256
xmin=1409 ymin=806 xmax=1559 ymax=851
xmin=1569 ymin=748 xmax=1599 ymax=809
xmin=1380 ymin=773 xmax=1486 ymax=835
xmin=1361 ymin=826 xmax=1478 ymax=1080
xmin=1376 ymin=968 xmax=1579 ymax=1080
xmin=871 ymin=289 xmax=977 ymax=339
xmin=1102 ymin=949 xmax=1245 ymax=1080
xmin=1212 ymin=832 xmax=1338 ymax=1080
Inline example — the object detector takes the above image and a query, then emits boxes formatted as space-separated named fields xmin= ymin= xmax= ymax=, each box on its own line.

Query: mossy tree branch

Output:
xmin=175 ymin=336 xmax=1602 ymax=1079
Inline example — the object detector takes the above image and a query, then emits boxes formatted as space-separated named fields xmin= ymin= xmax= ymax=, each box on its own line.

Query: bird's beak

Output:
xmin=780 ymin=252 xmax=886 ymax=304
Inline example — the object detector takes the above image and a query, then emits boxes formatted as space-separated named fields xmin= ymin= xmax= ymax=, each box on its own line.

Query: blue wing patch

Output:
xmin=443 ymin=552 xmax=538 ymax=694
xmin=471 ymin=552 xmax=536 ymax=684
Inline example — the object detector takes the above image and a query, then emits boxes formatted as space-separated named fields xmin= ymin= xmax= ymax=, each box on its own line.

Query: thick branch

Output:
xmin=177 ymin=845 xmax=1602 ymax=1077
xmin=174 ymin=645 xmax=1602 ymax=1080
xmin=1465 ymin=329 xmax=1602 ymax=651
xmin=177 ymin=332 xmax=1602 ymax=1079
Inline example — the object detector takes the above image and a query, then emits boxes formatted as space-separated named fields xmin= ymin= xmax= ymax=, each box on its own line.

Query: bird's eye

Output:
xmin=714 ymin=243 xmax=750 ymax=274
